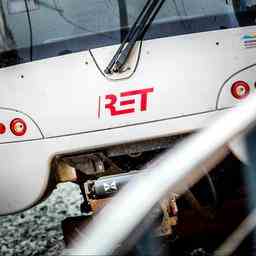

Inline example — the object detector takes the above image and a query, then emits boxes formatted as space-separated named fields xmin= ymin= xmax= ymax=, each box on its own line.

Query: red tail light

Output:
xmin=231 ymin=81 xmax=250 ymax=99
xmin=0 ymin=123 xmax=6 ymax=134
xmin=10 ymin=118 xmax=27 ymax=136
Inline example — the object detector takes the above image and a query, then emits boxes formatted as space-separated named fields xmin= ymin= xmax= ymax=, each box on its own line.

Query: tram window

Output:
xmin=29 ymin=0 xmax=239 ymax=60
xmin=0 ymin=0 xmax=254 ymax=67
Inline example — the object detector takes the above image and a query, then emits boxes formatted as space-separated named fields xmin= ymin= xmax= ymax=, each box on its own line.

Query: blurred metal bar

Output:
xmin=214 ymin=208 xmax=256 ymax=256
xmin=63 ymin=94 xmax=256 ymax=256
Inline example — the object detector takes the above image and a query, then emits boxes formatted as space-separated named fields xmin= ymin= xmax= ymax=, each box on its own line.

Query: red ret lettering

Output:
xmin=104 ymin=87 xmax=154 ymax=116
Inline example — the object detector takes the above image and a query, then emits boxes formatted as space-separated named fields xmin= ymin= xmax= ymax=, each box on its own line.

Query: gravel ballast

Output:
xmin=0 ymin=183 xmax=82 ymax=256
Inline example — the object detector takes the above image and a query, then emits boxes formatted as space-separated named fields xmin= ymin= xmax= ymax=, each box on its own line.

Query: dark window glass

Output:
xmin=0 ymin=0 xmax=31 ymax=68
xmin=0 ymin=0 xmax=255 ymax=67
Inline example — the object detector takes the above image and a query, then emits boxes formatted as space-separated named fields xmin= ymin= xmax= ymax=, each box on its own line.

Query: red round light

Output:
xmin=10 ymin=118 xmax=27 ymax=136
xmin=231 ymin=81 xmax=250 ymax=99
xmin=0 ymin=123 xmax=6 ymax=134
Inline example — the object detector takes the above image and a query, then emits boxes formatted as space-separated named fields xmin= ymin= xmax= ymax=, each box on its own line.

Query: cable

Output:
xmin=24 ymin=0 xmax=33 ymax=61
xmin=201 ymin=165 xmax=218 ymax=209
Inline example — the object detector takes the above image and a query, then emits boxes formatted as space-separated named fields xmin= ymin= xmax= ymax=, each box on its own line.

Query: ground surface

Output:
xmin=0 ymin=183 xmax=82 ymax=256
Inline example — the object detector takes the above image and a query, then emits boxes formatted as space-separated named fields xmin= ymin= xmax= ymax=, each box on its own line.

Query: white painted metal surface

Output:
xmin=0 ymin=0 xmax=256 ymax=214
xmin=1 ymin=27 xmax=255 ymax=138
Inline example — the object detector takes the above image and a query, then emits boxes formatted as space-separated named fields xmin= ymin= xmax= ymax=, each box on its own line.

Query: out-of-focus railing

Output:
xmin=63 ymin=94 xmax=256 ymax=256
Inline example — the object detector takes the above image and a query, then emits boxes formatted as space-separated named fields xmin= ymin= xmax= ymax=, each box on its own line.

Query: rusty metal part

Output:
xmin=59 ymin=152 xmax=121 ymax=178
xmin=54 ymin=155 xmax=103 ymax=184
xmin=55 ymin=160 xmax=77 ymax=183
xmin=65 ymin=153 xmax=105 ymax=176
xmin=55 ymin=153 xmax=120 ymax=184
xmin=90 ymin=198 xmax=111 ymax=213
xmin=155 ymin=193 xmax=178 ymax=237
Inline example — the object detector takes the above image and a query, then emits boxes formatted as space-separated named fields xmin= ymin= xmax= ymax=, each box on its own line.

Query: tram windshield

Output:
xmin=0 ymin=0 xmax=254 ymax=67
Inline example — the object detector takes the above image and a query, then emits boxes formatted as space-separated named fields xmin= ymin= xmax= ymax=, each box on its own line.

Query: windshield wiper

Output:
xmin=104 ymin=0 xmax=165 ymax=74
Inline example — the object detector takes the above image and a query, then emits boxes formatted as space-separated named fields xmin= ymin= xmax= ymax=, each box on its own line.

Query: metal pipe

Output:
xmin=90 ymin=171 xmax=140 ymax=198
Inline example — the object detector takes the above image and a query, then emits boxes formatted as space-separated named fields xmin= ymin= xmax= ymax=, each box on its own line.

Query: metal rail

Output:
xmin=64 ymin=94 xmax=256 ymax=256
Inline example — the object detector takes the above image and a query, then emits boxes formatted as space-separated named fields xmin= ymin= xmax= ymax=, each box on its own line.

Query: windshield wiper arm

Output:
xmin=104 ymin=0 xmax=165 ymax=74
xmin=104 ymin=0 xmax=152 ymax=75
